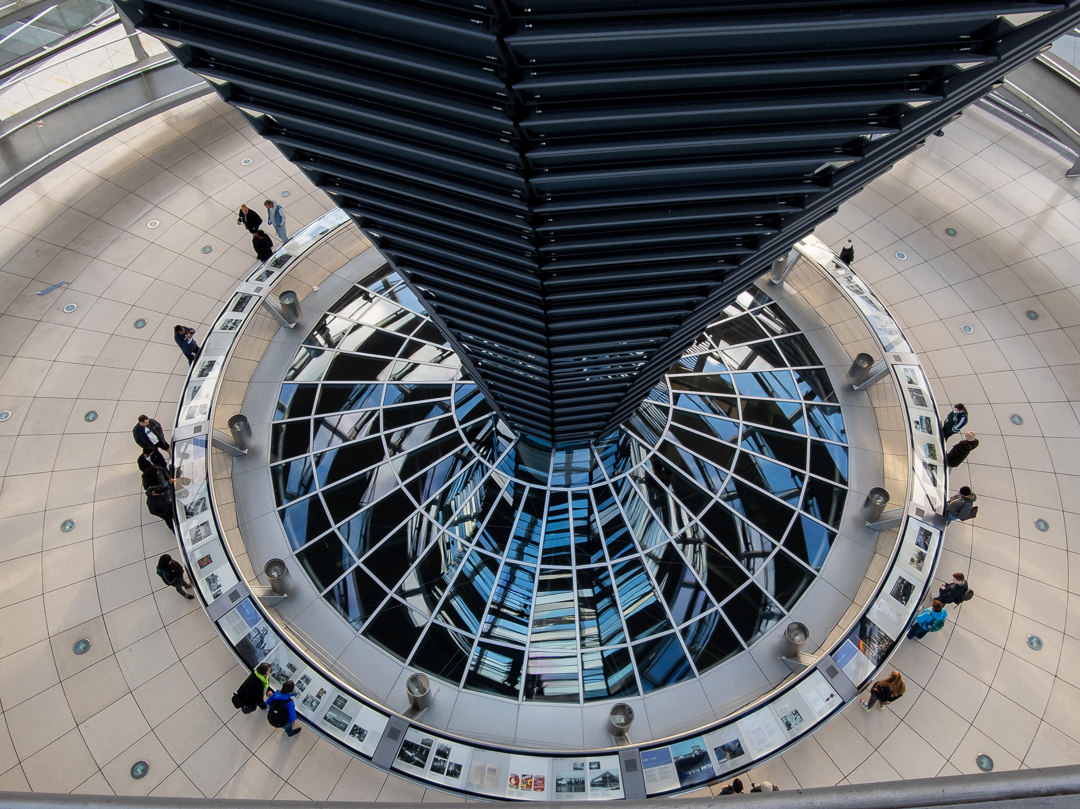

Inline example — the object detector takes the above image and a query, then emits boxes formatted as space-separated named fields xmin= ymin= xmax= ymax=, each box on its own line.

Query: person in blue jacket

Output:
xmin=266 ymin=680 xmax=301 ymax=737
xmin=173 ymin=325 xmax=200 ymax=366
xmin=907 ymin=599 xmax=947 ymax=640
xmin=941 ymin=403 xmax=968 ymax=442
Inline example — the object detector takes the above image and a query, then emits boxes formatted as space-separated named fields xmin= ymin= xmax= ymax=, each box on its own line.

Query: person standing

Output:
xmin=946 ymin=431 xmax=979 ymax=468
xmin=937 ymin=572 xmax=970 ymax=605
xmin=174 ymin=325 xmax=200 ymax=366
xmin=941 ymin=403 xmax=969 ymax=442
xmin=252 ymin=229 xmax=274 ymax=262
xmin=237 ymin=203 xmax=262 ymax=234
xmin=146 ymin=487 xmax=175 ymax=531
xmin=137 ymin=445 xmax=168 ymax=473
xmin=266 ymin=680 xmax=302 ymax=737
xmin=945 ymin=486 xmax=977 ymax=523
xmin=264 ymin=198 xmax=287 ymax=241
xmin=719 ymin=778 xmax=744 ymax=795
xmin=839 ymin=239 xmax=855 ymax=265
xmin=907 ymin=600 xmax=947 ymax=639
xmin=155 ymin=554 xmax=194 ymax=599
xmin=861 ymin=670 xmax=906 ymax=711
xmin=233 ymin=663 xmax=271 ymax=713
xmin=133 ymin=415 xmax=169 ymax=453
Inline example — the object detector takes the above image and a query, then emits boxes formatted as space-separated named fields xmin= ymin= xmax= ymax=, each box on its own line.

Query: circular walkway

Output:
xmin=0 ymin=95 xmax=1077 ymax=798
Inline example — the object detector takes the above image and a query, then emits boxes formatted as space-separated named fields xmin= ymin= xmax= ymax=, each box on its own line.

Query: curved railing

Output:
xmin=0 ymin=16 xmax=208 ymax=203
xmin=166 ymin=218 xmax=946 ymax=800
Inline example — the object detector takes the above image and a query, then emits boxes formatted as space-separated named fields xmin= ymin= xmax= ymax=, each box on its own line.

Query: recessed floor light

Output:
xmin=1010 ymin=414 xmax=1024 ymax=425
xmin=895 ymin=251 xmax=907 ymax=260
xmin=84 ymin=410 xmax=98 ymax=422
xmin=201 ymin=245 xmax=213 ymax=254
xmin=945 ymin=227 xmax=958 ymax=237
xmin=241 ymin=157 xmax=253 ymax=165
xmin=134 ymin=318 xmax=147 ymax=329
xmin=61 ymin=519 xmax=76 ymax=533
xmin=976 ymin=754 xmax=994 ymax=772
xmin=63 ymin=303 xmax=77 ymax=313
xmin=72 ymin=638 xmax=91 ymax=655
xmin=0 ymin=410 xmax=10 ymax=422
xmin=1035 ymin=518 xmax=1049 ymax=532
xmin=130 ymin=761 xmax=149 ymax=779
xmin=147 ymin=219 xmax=159 ymax=229
xmin=1027 ymin=635 xmax=1044 ymax=651
xmin=960 ymin=324 xmax=974 ymax=334
xmin=280 ymin=189 xmax=291 ymax=197
xmin=1026 ymin=310 xmax=1039 ymax=320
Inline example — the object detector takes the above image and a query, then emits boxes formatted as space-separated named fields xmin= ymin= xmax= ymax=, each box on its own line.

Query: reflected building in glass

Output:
xmin=271 ymin=266 xmax=849 ymax=702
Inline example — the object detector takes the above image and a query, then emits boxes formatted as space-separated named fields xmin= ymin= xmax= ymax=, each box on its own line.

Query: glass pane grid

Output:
xmin=269 ymin=268 xmax=850 ymax=703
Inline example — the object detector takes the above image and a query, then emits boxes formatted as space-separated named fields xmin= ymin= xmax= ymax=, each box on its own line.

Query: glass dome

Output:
xmin=269 ymin=266 xmax=848 ymax=704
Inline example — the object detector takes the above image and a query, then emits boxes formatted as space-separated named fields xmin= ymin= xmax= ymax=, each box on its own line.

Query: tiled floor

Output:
xmin=0 ymin=94 xmax=1079 ymax=799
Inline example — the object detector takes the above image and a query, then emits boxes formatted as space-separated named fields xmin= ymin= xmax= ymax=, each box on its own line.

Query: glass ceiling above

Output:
xmin=270 ymin=266 xmax=849 ymax=704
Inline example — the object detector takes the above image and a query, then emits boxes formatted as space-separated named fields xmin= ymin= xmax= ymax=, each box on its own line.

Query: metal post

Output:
xmin=228 ymin=415 xmax=252 ymax=451
xmin=860 ymin=487 xmax=890 ymax=523
xmin=279 ymin=290 xmax=302 ymax=325
xmin=847 ymin=353 xmax=875 ymax=387
xmin=264 ymin=559 xmax=292 ymax=595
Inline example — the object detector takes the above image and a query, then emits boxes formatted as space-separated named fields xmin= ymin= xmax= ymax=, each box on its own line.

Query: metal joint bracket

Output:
xmin=780 ymin=652 xmax=817 ymax=672
xmin=852 ymin=360 xmax=891 ymax=391
xmin=260 ymin=294 xmax=296 ymax=329
xmin=248 ymin=585 xmax=287 ymax=606
xmin=211 ymin=429 xmax=247 ymax=456
xmin=866 ymin=508 xmax=905 ymax=531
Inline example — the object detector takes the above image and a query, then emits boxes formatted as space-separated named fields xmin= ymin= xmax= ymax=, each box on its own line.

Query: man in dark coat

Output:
xmin=174 ymin=325 xmax=200 ymax=366
xmin=252 ymin=229 xmax=274 ymax=261
xmin=839 ymin=239 xmax=855 ymax=264
xmin=946 ymin=431 xmax=979 ymax=468
xmin=938 ymin=572 xmax=970 ymax=605
xmin=133 ymin=415 xmax=169 ymax=453
xmin=237 ymin=203 xmax=262 ymax=233
xmin=146 ymin=486 xmax=175 ymax=532
xmin=156 ymin=554 xmax=194 ymax=598
xmin=137 ymin=445 xmax=168 ymax=473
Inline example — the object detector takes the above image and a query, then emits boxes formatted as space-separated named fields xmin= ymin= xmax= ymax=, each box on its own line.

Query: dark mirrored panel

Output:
xmin=632 ymin=633 xmax=694 ymax=693
xmin=272 ymin=273 xmax=851 ymax=702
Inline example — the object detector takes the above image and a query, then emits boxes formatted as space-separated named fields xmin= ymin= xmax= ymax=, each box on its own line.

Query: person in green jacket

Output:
xmin=234 ymin=662 xmax=271 ymax=713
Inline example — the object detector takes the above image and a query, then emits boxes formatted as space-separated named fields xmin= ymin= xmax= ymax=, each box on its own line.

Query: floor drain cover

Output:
xmin=130 ymin=761 xmax=149 ymax=779
xmin=1010 ymin=414 xmax=1024 ymax=425
xmin=72 ymin=638 xmax=90 ymax=655
xmin=976 ymin=754 xmax=994 ymax=772
xmin=960 ymin=324 xmax=974 ymax=334
xmin=61 ymin=519 xmax=76 ymax=533
xmin=84 ymin=410 xmax=98 ymax=422
xmin=63 ymin=303 xmax=78 ymax=313
xmin=1027 ymin=635 xmax=1044 ymax=651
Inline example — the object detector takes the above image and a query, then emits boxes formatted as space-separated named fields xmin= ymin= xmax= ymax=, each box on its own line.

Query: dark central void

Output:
xmin=268 ymin=266 xmax=851 ymax=704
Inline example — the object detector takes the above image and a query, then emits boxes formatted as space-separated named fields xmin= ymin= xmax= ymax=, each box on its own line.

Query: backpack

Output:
xmin=960 ymin=505 xmax=978 ymax=522
xmin=929 ymin=615 xmax=946 ymax=632
xmin=962 ymin=588 xmax=975 ymax=602
xmin=267 ymin=698 xmax=289 ymax=728
xmin=231 ymin=691 xmax=245 ymax=710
